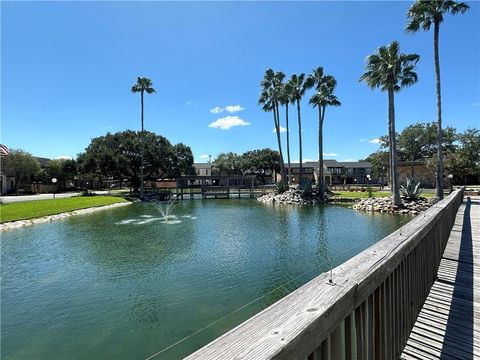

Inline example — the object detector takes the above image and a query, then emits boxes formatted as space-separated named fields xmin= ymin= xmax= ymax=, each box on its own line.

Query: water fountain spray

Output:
xmin=151 ymin=200 xmax=177 ymax=221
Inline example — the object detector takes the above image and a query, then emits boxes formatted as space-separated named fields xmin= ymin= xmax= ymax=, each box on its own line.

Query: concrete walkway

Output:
xmin=0 ymin=190 xmax=122 ymax=203
xmin=401 ymin=197 xmax=480 ymax=359
xmin=0 ymin=192 xmax=80 ymax=203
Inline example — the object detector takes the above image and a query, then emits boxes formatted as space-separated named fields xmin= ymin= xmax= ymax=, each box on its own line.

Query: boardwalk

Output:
xmin=401 ymin=197 xmax=480 ymax=359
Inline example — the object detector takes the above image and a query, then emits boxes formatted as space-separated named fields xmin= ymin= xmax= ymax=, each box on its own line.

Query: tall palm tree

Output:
xmin=279 ymin=81 xmax=294 ymax=185
xmin=359 ymin=41 xmax=420 ymax=206
xmin=306 ymin=67 xmax=341 ymax=200
xmin=406 ymin=0 xmax=469 ymax=200
xmin=259 ymin=69 xmax=286 ymax=182
xmin=131 ymin=76 xmax=156 ymax=199
xmin=287 ymin=73 xmax=308 ymax=184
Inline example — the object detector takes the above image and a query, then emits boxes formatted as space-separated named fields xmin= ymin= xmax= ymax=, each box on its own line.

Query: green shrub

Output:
xmin=274 ymin=181 xmax=287 ymax=194
xmin=300 ymin=179 xmax=314 ymax=199
xmin=366 ymin=185 xmax=374 ymax=198
xmin=81 ymin=189 xmax=95 ymax=196
xmin=400 ymin=178 xmax=423 ymax=200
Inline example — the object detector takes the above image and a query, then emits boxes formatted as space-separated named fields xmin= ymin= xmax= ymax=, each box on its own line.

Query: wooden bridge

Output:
xmin=156 ymin=176 xmax=273 ymax=200
xmin=183 ymin=189 xmax=479 ymax=359
xmin=401 ymin=196 xmax=479 ymax=359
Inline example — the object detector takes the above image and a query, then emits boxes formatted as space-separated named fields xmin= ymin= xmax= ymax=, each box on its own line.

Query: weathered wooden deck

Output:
xmin=401 ymin=197 xmax=480 ymax=359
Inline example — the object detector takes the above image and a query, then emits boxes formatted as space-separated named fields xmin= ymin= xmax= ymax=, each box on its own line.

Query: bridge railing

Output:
xmin=185 ymin=188 xmax=464 ymax=360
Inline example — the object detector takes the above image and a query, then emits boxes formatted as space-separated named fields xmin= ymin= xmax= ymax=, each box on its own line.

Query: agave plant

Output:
xmin=274 ymin=181 xmax=287 ymax=194
xmin=300 ymin=179 xmax=315 ymax=199
xmin=400 ymin=177 xmax=423 ymax=200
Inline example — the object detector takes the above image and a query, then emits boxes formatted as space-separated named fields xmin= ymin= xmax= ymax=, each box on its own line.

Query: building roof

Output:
xmin=289 ymin=162 xmax=315 ymax=168
xmin=194 ymin=163 xmax=212 ymax=169
xmin=289 ymin=159 xmax=339 ymax=168
xmin=339 ymin=161 xmax=372 ymax=168
xmin=324 ymin=160 xmax=341 ymax=167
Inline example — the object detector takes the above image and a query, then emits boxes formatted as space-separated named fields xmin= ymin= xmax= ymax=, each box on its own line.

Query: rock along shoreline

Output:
xmin=258 ymin=188 xmax=434 ymax=215
xmin=0 ymin=202 xmax=132 ymax=232
xmin=352 ymin=197 xmax=433 ymax=215
xmin=257 ymin=187 xmax=322 ymax=205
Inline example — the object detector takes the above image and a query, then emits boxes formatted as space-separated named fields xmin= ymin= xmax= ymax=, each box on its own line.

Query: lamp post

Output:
xmin=448 ymin=174 xmax=453 ymax=194
xmin=382 ymin=166 xmax=386 ymax=189
xmin=52 ymin=178 xmax=57 ymax=199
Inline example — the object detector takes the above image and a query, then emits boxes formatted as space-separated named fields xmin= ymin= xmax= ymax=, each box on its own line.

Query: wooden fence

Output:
xmin=185 ymin=188 xmax=464 ymax=360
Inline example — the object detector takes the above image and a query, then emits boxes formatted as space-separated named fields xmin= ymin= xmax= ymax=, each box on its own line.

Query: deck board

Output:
xmin=401 ymin=197 xmax=480 ymax=359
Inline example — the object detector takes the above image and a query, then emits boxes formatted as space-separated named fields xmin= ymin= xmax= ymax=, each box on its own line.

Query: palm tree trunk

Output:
xmin=285 ymin=103 xmax=292 ymax=186
xmin=434 ymin=20 xmax=444 ymax=200
xmin=388 ymin=86 xmax=401 ymax=206
xmin=318 ymin=106 xmax=324 ymax=200
xmin=297 ymin=100 xmax=303 ymax=184
xmin=140 ymin=91 xmax=145 ymax=199
xmin=273 ymin=102 xmax=286 ymax=182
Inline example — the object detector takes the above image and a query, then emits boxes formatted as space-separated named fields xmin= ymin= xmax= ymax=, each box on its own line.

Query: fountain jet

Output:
xmin=151 ymin=200 xmax=177 ymax=220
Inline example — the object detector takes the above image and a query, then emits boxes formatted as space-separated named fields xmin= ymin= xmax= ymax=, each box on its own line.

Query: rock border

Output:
xmin=0 ymin=202 xmax=131 ymax=232
xmin=257 ymin=186 xmax=321 ymax=205
xmin=352 ymin=197 xmax=433 ymax=215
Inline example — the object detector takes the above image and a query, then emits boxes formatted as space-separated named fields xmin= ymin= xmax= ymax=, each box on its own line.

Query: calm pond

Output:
xmin=1 ymin=199 xmax=409 ymax=359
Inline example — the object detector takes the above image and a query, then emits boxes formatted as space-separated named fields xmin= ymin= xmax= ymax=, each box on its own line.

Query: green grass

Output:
xmin=333 ymin=191 xmax=391 ymax=199
xmin=333 ymin=191 xmax=435 ymax=199
xmin=0 ymin=196 xmax=129 ymax=223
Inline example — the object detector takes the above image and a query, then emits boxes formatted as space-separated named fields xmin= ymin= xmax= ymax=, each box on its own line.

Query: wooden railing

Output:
xmin=185 ymin=188 xmax=464 ymax=360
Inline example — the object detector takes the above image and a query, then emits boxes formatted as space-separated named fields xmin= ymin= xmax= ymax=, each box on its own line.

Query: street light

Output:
xmin=52 ymin=178 xmax=57 ymax=199
xmin=448 ymin=174 xmax=453 ymax=193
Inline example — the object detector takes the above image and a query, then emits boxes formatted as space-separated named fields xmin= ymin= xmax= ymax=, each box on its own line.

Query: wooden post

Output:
xmin=175 ymin=178 xmax=179 ymax=200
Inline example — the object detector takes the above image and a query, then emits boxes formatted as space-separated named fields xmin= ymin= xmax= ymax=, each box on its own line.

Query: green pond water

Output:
xmin=1 ymin=199 xmax=410 ymax=359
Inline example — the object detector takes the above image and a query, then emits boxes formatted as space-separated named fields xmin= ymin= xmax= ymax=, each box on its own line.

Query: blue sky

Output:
xmin=2 ymin=1 xmax=479 ymax=163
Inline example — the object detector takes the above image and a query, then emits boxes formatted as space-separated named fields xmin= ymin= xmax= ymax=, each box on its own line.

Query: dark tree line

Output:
xmin=364 ymin=124 xmax=480 ymax=185
xmin=77 ymin=130 xmax=194 ymax=191
xmin=213 ymin=149 xmax=280 ymax=184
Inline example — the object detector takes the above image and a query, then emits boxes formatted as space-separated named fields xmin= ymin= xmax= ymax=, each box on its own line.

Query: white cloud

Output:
xmin=208 ymin=116 xmax=250 ymax=130
xmin=199 ymin=154 xmax=209 ymax=160
xmin=225 ymin=105 xmax=244 ymax=113
xmin=187 ymin=100 xmax=200 ymax=106
xmin=360 ymin=139 xmax=368 ymax=142
xmin=210 ymin=106 xmax=223 ymax=114
xmin=369 ymin=138 xmax=381 ymax=144
xmin=341 ymin=158 xmax=356 ymax=162
xmin=272 ymin=126 xmax=287 ymax=133
xmin=56 ymin=155 xmax=73 ymax=160
xmin=323 ymin=153 xmax=338 ymax=157
xmin=474 ymin=102 xmax=480 ymax=107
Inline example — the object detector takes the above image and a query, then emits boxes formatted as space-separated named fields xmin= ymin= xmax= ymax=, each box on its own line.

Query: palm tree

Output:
xmin=406 ymin=0 xmax=469 ymax=200
xmin=259 ymin=69 xmax=286 ymax=182
xmin=287 ymin=73 xmax=308 ymax=184
xmin=306 ymin=67 xmax=341 ymax=200
xmin=131 ymin=77 xmax=156 ymax=199
xmin=279 ymin=81 xmax=294 ymax=185
xmin=359 ymin=41 xmax=420 ymax=206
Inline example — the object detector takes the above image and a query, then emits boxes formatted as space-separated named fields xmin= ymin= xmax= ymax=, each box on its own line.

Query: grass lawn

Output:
xmin=333 ymin=191 xmax=435 ymax=199
xmin=333 ymin=191 xmax=390 ymax=199
xmin=0 ymin=196 xmax=129 ymax=223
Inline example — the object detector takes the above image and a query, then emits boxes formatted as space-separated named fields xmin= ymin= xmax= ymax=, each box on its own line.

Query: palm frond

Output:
xmin=131 ymin=76 xmax=155 ymax=94
xmin=406 ymin=0 xmax=469 ymax=32
xmin=360 ymin=41 xmax=419 ymax=93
